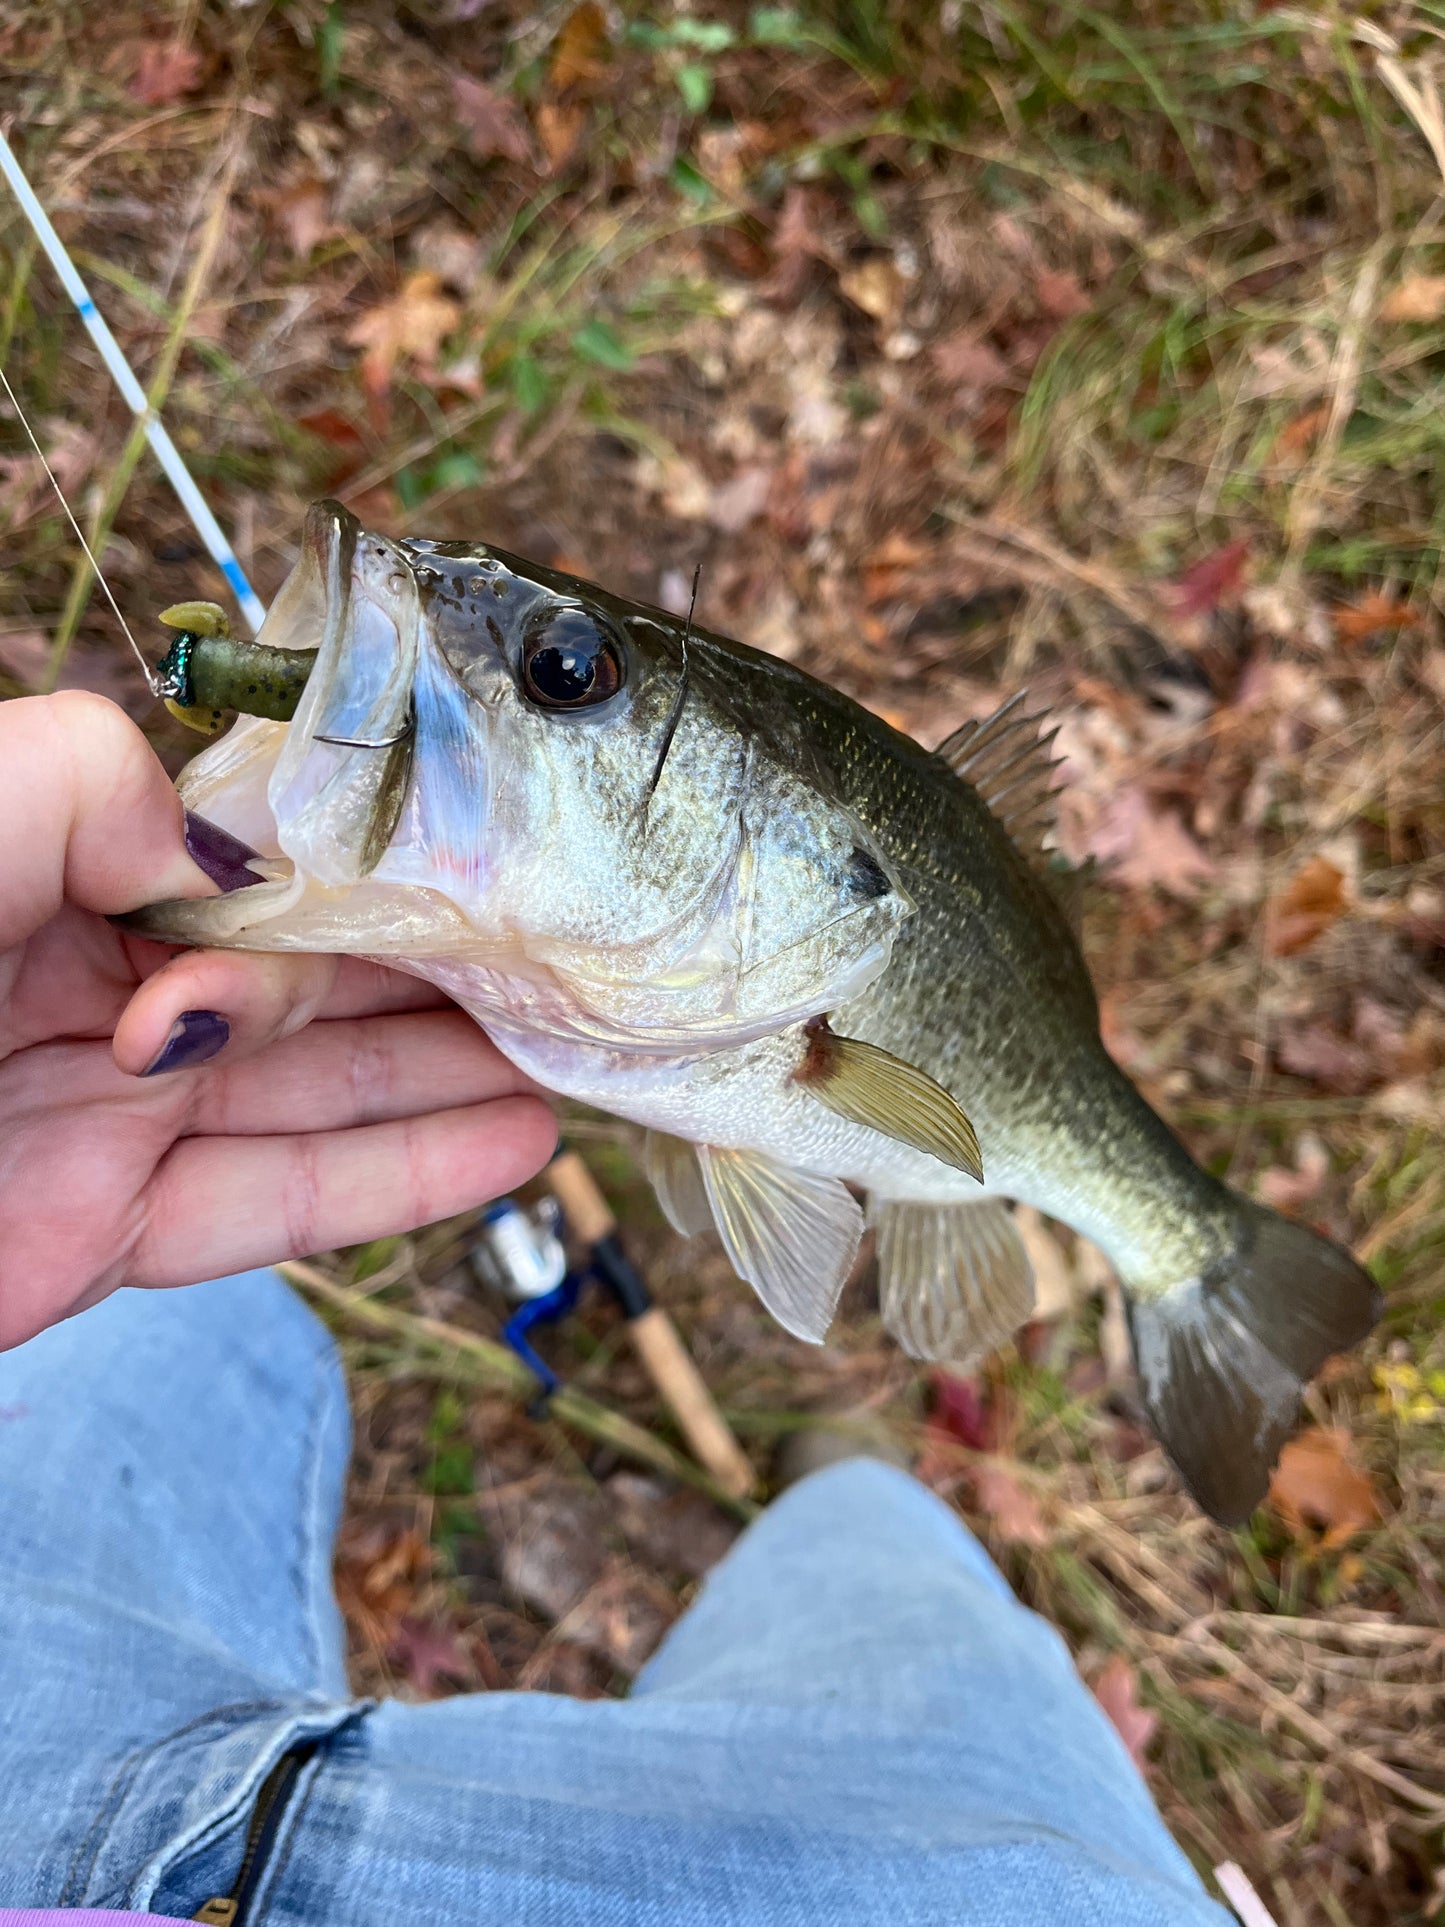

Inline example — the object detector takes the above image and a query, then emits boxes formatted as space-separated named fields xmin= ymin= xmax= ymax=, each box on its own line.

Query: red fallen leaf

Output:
xmin=1167 ymin=538 xmax=1250 ymax=616
xmin=1332 ymin=590 xmax=1420 ymax=645
xmin=971 ymin=1462 xmax=1049 ymax=1545
xmin=1091 ymin=1654 xmax=1159 ymax=1767
xmin=1034 ymin=267 xmax=1091 ymax=320
xmin=297 ymin=407 xmax=364 ymax=447
xmin=1268 ymin=1428 xmax=1382 ymax=1547
xmin=1267 ymin=854 xmax=1348 ymax=956
xmin=388 ymin=1614 xmax=472 ymax=1697
xmin=452 ymin=73 xmax=534 ymax=165
xmin=129 ymin=41 xmax=203 ymax=106
xmin=929 ymin=1368 xmax=993 ymax=1451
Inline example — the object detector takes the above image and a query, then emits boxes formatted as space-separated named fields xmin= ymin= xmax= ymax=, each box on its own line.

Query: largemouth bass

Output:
xmin=134 ymin=501 xmax=1380 ymax=1524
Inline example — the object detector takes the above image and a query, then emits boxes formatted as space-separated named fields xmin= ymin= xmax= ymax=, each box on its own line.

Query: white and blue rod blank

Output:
xmin=0 ymin=130 xmax=267 ymax=636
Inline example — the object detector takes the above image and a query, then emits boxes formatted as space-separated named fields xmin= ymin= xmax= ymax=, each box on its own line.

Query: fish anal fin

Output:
xmin=644 ymin=1130 xmax=713 ymax=1237
xmin=796 ymin=1019 xmax=983 ymax=1182
xmin=873 ymin=1196 xmax=1035 ymax=1368
xmin=698 ymin=1145 xmax=862 ymax=1343
xmin=936 ymin=692 xmax=1064 ymax=870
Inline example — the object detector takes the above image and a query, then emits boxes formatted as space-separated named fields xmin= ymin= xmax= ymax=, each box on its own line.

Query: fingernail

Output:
xmin=184 ymin=810 xmax=261 ymax=894
xmin=142 ymin=1010 xmax=231 ymax=1076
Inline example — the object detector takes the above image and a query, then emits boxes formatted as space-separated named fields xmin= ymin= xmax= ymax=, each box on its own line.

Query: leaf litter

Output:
xmin=3 ymin=3 xmax=1444 ymax=1915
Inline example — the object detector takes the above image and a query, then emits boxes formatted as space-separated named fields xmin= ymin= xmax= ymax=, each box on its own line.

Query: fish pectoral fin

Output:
xmin=697 ymin=1145 xmax=863 ymax=1344
xmin=795 ymin=1020 xmax=984 ymax=1182
xmin=873 ymin=1196 xmax=1035 ymax=1368
xmin=644 ymin=1130 xmax=714 ymax=1237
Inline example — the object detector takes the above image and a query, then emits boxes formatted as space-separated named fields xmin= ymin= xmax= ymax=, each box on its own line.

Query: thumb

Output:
xmin=0 ymin=691 xmax=215 ymax=949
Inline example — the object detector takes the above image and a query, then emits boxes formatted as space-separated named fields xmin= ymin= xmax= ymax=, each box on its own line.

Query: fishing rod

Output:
xmin=0 ymin=127 xmax=267 ymax=637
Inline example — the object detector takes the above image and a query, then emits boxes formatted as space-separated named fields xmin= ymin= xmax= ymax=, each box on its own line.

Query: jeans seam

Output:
xmin=59 ymin=1700 xmax=292 ymax=1906
xmin=249 ymin=1743 xmax=325 ymax=1924
xmin=293 ymin=1327 xmax=343 ymax=1693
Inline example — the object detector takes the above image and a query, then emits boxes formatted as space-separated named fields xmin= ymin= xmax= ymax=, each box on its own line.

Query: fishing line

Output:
xmin=646 ymin=562 xmax=699 ymax=802
xmin=0 ymin=357 xmax=159 ymax=693
xmin=0 ymin=127 xmax=267 ymax=636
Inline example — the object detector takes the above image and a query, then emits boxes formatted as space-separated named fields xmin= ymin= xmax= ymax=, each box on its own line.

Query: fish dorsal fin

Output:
xmin=697 ymin=1145 xmax=863 ymax=1343
xmin=795 ymin=1020 xmax=983 ymax=1182
xmin=872 ymin=1196 xmax=1035 ymax=1368
xmin=644 ymin=1129 xmax=713 ymax=1237
xmin=936 ymin=691 xmax=1064 ymax=868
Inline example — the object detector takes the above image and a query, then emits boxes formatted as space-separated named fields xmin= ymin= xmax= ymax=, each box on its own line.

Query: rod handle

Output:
xmin=627 ymin=1306 xmax=757 ymax=1501
xmin=546 ymin=1149 xmax=615 ymax=1245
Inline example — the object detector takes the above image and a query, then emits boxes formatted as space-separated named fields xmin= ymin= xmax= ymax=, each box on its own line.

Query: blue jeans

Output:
xmin=0 ymin=1271 xmax=1227 ymax=1925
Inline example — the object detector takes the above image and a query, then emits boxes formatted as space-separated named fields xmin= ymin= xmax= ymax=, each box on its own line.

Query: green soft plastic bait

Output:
xmin=155 ymin=600 xmax=313 ymax=735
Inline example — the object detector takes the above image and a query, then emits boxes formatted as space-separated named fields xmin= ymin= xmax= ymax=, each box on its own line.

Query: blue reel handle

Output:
xmin=501 ymin=1272 xmax=584 ymax=1405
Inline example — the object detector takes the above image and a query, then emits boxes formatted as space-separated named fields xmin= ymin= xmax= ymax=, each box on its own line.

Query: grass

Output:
xmin=3 ymin=0 xmax=1444 ymax=1918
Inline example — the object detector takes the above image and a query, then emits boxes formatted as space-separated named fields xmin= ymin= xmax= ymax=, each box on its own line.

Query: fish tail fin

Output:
xmin=1125 ymin=1197 xmax=1381 ymax=1525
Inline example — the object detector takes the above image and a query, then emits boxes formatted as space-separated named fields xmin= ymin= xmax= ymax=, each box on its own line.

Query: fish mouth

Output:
xmin=193 ymin=500 xmax=424 ymax=893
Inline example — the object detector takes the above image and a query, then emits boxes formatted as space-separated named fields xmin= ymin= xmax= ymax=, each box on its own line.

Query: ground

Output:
xmin=2 ymin=4 xmax=1444 ymax=1921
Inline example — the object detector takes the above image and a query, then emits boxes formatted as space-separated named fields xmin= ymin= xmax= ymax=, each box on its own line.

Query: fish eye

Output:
xmin=520 ymin=606 xmax=625 ymax=710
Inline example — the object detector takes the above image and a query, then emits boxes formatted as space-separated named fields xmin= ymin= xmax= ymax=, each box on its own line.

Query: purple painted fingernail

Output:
xmin=185 ymin=810 xmax=262 ymax=894
xmin=142 ymin=1010 xmax=231 ymax=1076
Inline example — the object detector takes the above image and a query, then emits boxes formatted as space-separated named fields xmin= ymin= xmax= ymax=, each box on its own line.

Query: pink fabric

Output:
xmin=0 ymin=1913 xmax=187 ymax=1925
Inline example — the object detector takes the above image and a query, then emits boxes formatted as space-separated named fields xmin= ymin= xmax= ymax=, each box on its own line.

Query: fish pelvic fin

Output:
xmin=936 ymin=691 xmax=1064 ymax=870
xmin=795 ymin=1019 xmax=983 ymax=1182
xmin=644 ymin=1129 xmax=713 ymax=1236
xmin=873 ymin=1196 xmax=1035 ymax=1369
xmin=1126 ymin=1197 xmax=1382 ymax=1527
xmin=697 ymin=1145 xmax=863 ymax=1344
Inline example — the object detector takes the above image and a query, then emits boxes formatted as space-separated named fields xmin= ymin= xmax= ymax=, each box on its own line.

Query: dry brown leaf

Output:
xmin=129 ymin=41 xmax=203 ymax=105
xmin=861 ymin=530 xmax=929 ymax=605
xmin=1332 ymin=589 xmax=1421 ymax=645
xmin=971 ymin=1462 xmax=1049 ymax=1545
xmin=347 ymin=271 xmax=462 ymax=399
xmin=1268 ymin=1427 xmax=1382 ymax=1546
xmin=537 ymin=101 xmax=586 ymax=171
xmin=452 ymin=73 xmax=533 ymax=165
xmin=1268 ymin=854 xmax=1348 ymax=956
xmin=1013 ymin=1205 xmax=1075 ymax=1323
xmin=708 ymin=465 xmax=773 ymax=533
xmin=931 ymin=333 xmax=1010 ymax=392
xmin=1255 ymin=1133 xmax=1330 ymax=1212
xmin=762 ymin=186 xmax=837 ymax=303
xmin=1088 ymin=786 xmax=1216 ymax=897
xmin=1034 ymin=267 xmax=1091 ymax=319
xmin=1270 ymin=402 xmax=1330 ymax=463
xmin=1379 ymin=272 xmax=1445 ymax=322
xmin=839 ymin=257 xmax=905 ymax=328
xmin=1276 ymin=1022 xmax=1374 ymax=1094
xmin=1091 ymin=1654 xmax=1159 ymax=1766
xmin=264 ymin=178 xmax=332 ymax=258
xmin=549 ymin=2 xmax=611 ymax=94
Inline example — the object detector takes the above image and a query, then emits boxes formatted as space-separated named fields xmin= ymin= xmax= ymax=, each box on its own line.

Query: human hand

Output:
xmin=0 ymin=691 xmax=557 ymax=1350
